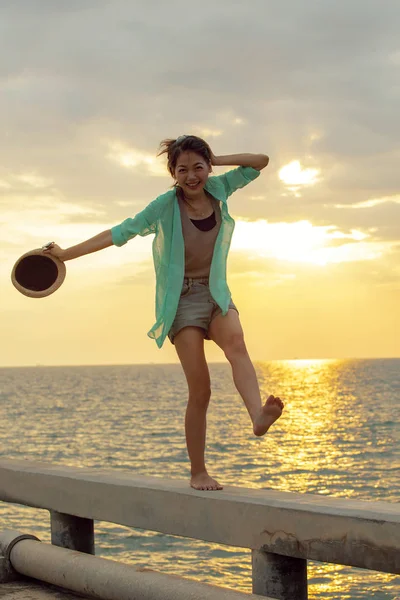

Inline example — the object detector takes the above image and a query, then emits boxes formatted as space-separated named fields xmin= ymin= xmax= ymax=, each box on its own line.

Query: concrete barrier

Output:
xmin=0 ymin=458 xmax=399 ymax=599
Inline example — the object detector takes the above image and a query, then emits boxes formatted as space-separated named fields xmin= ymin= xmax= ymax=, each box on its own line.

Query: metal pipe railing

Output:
xmin=1 ymin=530 xmax=273 ymax=600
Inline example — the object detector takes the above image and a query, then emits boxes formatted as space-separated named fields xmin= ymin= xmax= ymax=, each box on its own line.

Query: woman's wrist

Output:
xmin=61 ymin=248 xmax=74 ymax=261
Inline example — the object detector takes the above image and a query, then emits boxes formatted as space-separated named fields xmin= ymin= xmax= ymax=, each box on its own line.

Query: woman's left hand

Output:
xmin=210 ymin=150 xmax=220 ymax=166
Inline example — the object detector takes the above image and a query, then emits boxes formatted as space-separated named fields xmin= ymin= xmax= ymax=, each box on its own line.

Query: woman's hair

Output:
xmin=158 ymin=135 xmax=212 ymax=178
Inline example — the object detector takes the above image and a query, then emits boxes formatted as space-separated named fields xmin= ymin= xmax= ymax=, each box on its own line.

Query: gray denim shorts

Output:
xmin=168 ymin=277 xmax=238 ymax=344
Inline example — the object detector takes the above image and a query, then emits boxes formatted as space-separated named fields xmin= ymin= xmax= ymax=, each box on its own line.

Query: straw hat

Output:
xmin=11 ymin=247 xmax=66 ymax=298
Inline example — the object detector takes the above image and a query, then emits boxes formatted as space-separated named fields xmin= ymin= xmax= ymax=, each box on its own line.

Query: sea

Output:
xmin=0 ymin=359 xmax=399 ymax=599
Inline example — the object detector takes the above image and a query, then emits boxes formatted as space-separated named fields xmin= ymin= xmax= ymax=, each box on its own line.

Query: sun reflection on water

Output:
xmin=0 ymin=361 xmax=399 ymax=599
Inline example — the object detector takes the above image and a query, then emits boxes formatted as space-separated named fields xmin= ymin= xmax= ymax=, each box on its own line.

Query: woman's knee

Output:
xmin=188 ymin=385 xmax=211 ymax=408
xmin=223 ymin=333 xmax=247 ymax=361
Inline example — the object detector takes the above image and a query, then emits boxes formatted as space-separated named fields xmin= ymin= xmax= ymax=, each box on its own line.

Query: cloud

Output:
xmin=107 ymin=142 xmax=166 ymax=177
xmin=335 ymin=195 xmax=400 ymax=209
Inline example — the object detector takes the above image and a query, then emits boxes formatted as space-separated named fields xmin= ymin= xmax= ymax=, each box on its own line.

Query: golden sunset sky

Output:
xmin=1 ymin=1 xmax=399 ymax=366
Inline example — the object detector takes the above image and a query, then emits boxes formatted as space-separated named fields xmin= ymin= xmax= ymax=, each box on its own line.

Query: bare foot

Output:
xmin=253 ymin=395 xmax=284 ymax=436
xmin=190 ymin=471 xmax=223 ymax=491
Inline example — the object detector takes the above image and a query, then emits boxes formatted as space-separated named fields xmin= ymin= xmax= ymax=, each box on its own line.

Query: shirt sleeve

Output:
xmin=216 ymin=166 xmax=261 ymax=199
xmin=111 ymin=198 xmax=160 ymax=247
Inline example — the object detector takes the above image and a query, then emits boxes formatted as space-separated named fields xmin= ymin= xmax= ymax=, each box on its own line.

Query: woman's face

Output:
xmin=173 ymin=151 xmax=211 ymax=197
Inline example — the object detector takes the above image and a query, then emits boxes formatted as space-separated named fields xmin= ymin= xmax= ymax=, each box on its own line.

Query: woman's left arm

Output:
xmin=211 ymin=152 xmax=269 ymax=171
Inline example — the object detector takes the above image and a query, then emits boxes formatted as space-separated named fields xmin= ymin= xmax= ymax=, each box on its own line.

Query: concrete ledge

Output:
xmin=0 ymin=580 xmax=90 ymax=599
xmin=0 ymin=459 xmax=399 ymax=574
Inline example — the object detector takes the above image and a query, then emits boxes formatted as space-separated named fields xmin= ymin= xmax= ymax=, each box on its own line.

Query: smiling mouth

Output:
xmin=186 ymin=182 xmax=200 ymax=188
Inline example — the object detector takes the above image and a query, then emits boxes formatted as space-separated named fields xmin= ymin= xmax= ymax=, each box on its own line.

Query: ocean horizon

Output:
xmin=2 ymin=354 xmax=400 ymax=370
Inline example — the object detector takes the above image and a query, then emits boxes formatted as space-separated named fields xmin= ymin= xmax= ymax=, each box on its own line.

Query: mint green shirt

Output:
xmin=111 ymin=166 xmax=260 ymax=348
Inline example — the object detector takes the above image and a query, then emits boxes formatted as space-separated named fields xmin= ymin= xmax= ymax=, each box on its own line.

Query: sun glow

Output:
xmin=279 ymin=160 xmax=320 ymax=186
xmin=231 ymin=219 xmax=386 ymax=266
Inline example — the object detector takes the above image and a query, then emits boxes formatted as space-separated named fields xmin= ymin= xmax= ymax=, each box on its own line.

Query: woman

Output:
xmin=44 ymin=135 xmax=284 ymax=491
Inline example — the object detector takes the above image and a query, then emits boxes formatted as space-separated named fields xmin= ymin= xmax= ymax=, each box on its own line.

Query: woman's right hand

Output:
xmin=42 ymin=243 xmax=66 ymax=261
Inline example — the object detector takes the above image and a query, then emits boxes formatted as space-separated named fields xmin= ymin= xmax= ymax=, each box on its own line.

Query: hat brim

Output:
xmin=11 ymin=249 xmax=66 ymax=298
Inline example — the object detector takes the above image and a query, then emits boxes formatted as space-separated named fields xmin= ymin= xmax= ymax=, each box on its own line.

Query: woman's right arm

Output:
xmin=43 ymin=229 xmax=113 ymax=261
xmin=44 ymin=195 xmax=163 ymax=261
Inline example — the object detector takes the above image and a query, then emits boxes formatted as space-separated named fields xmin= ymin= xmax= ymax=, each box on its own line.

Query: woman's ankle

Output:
xmin=190 ymin=466 xmax=207 ymax=476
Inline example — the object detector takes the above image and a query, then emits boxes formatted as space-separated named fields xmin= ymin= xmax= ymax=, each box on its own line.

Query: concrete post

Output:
xmin=50 ymin=511 xmax=94 ymax=555
xmin=252 ymin=549 xmax=308 ymax=600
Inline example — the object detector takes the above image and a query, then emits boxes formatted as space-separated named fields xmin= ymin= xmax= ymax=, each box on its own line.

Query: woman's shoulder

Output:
xmin=157 ymin=188 xmax=176 ymax=201
xmin=145 ymin=189 xmax=175 ymax=208
xmin=204 ymin=174 xmax=227 ymax=201
xmin=144 ymin=189 xmax=175 ymax=220
xmin=154 ymin=189 xmax=175 ymax=209
xmin=206 ymin=167 xmax=260 ymax=200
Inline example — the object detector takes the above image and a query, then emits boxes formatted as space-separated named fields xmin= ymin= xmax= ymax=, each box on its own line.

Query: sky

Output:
xmin=1 ymin=0 xmax=399 ymax=366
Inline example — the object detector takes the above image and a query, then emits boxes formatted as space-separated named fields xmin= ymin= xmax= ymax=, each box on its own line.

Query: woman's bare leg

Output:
xmin=174 ymin=326 xmax=223 ymax=491
xmin=208 ymin=310 xmax=284 ymax=435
